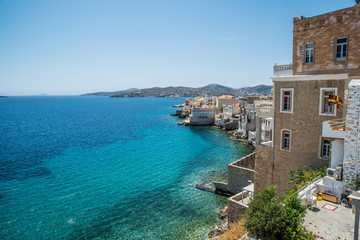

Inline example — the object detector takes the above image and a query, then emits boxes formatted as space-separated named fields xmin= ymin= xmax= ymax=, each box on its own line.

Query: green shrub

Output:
xmin=289 ymin=167 xmax=327 ymax=190
xmin=244 ymin=186 xmax=313 ymax=240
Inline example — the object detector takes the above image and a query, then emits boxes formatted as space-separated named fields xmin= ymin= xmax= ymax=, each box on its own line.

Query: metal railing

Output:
xmin=298 ymin=175 xmax=322 ymax=199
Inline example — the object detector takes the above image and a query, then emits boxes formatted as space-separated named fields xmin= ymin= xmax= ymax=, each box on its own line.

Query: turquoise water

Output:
xmin=0 ymin=96 xmax=252 ymax=240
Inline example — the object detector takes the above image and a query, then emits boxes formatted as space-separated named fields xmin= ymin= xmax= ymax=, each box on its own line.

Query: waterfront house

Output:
xmin=188 ymin=106 xmax=218 ymax=126
xmin=254 ymin=2 xmax=360 ymax=195
xmin=216 ymin=1 xmax=360 ymax=225
xmin=215 ymin=103 xmax=240 ymax=129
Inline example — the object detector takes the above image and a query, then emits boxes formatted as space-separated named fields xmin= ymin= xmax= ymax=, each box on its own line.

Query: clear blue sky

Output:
xmin=0 ymin=0 xmax=355 ymax=95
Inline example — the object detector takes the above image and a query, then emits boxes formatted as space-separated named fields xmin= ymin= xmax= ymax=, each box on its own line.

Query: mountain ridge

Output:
xmin=82 ymin=84 xmax=272 ymax=97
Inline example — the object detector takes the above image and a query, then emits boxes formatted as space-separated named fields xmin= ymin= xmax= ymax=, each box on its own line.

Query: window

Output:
xmin=319 ymin=88 xmax=337 ymax=116
xmin=321 ymin=139 xmax=331 ymax=158
xmin=322 ymin=91 xmax=334 ymax=113
xmin=280 ymin=88 xmax=294 ymax=113
xmin=304 ymin=43 xmax=314 ymax=63
xmin=334 ymin=37 xmax=348 ymax=61
xmin=265 ymin=131 xmax=270 ymax=139
xmin=281 ymin=130 xmax=291 ymax=150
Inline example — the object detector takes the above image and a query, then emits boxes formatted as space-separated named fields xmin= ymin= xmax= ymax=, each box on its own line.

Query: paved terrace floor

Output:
xmin=304 ymin=200 xmax=357 ymax=240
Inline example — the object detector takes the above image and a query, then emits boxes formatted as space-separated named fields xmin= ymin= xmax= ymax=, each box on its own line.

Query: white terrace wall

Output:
xmin=343 ymin=80 xmax=360 ymax=185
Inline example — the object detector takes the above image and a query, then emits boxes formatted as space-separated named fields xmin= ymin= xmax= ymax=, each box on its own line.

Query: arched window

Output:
xmin=281 ymin=129 xmax=291 ymax=151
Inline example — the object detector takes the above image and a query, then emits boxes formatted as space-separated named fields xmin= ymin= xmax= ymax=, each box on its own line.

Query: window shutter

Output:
xmin=313 ymin=42 xmax=315 ymax=63
xmin=345 ymin=36 xmax=349 ymax=60
xmin=333 ymin=38 xmax=337 ymax=61
xmin=302 ymin=43 xmax=306 ymax=63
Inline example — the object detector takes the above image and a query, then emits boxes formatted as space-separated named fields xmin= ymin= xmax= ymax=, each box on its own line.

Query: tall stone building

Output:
xmin=255 ymin=2 xmax=360 ymax=195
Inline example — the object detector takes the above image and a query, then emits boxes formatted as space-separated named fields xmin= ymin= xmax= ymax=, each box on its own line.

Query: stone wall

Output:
xmin=232 ymin=152 xmax=255 ymax=169
xmin=292 ymin=4 xmax=360 ymax=76
xmin=254 ymin=145 xmax=273 ymax=194
xmin=228 ymin=153 xmax=255 ymax=194
xmin=343 ymin=80 xmax=360 ymax=185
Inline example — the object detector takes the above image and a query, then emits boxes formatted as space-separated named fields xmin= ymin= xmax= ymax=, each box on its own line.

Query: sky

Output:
xmin=0 ymin=0 xmax=355 ymax=95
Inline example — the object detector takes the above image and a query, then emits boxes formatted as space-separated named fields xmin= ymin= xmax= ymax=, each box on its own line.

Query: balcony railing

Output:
xmin=273 ymin=64 xmax=292 ymax=76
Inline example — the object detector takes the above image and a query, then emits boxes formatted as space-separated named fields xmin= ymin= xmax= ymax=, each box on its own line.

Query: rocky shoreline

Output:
xmin=208 ymin=206 xmax=229 ymax=239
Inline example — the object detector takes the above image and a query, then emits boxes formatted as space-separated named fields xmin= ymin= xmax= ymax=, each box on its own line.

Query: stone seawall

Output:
xmin=228 ymin=153 xmax=255 ymax=194
xmin=214 ymin=153 xmax=255 ymax=195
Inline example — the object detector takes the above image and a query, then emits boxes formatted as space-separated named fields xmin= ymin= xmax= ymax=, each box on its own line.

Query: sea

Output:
xmin=0 ymin=96 xmax=252 ymax=240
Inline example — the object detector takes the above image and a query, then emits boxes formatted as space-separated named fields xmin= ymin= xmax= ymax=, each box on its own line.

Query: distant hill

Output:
xmin=201 ymin=84 xmax=235 ymax=92
xmin=82 ymin=88 xmax=139 ymax=96
xmin=106 ymin=84 xmax=272 ymax=98
xmin=238 ymin=84 xmax=273 ymax=96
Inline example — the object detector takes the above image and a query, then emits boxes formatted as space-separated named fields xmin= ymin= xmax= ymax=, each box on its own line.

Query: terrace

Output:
xmin=227 ymin=184 xmax=254 ymax=223
xmin=304 ymin=199 xmax=356 ymax=239
xmin=298 ymin=176 xmax=357 ymax=239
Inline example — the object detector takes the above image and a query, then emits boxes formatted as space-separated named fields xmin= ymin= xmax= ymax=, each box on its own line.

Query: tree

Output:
xmin=243 ymin=185 xmax=310 ymax=240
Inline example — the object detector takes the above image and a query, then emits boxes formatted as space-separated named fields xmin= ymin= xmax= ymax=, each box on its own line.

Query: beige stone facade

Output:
xmin=254 ymin=145 xmax=273 ymax=194
xmin=270 ymin=77 xmax=346 ymax=194
xmin=293 ymin=4 xmax=360 ymax=76
xmin=215 ymin=97 xmax=239 ymax=109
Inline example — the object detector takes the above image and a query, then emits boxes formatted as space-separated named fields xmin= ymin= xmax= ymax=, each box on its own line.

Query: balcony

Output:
xmin=273 ymin=64 xmax=292 ymax=76
xmin=256 ymin=106 xmax=274 ymax=118
xmin=261 ymin=124 xmax=272 ymax=132
xmin=322 ymin=118 xmax=345 ymax=139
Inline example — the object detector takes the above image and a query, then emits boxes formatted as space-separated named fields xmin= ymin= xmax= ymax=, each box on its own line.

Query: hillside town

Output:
xmin=173 ymin=2 xmax=360 ymax=239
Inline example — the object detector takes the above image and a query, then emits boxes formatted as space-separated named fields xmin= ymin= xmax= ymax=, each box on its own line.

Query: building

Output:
xmin=237 ymin=97 xmax=258 ymax=139
xmin=255 ymin=99 xmax=274 ymax=146
xmin=214 ymin=104 xmax=240 ymax=130
xmin=215 ymin=95 xmax=238 ymax=109
xmin=188 ymin=107 xmax=217 ymax=126
xmin=255 ymin=2 xmax=360 ymax=195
